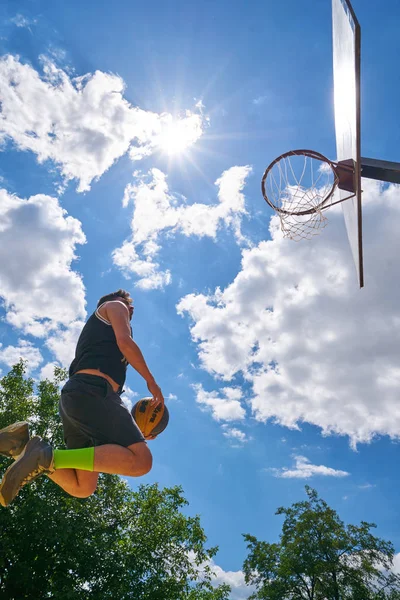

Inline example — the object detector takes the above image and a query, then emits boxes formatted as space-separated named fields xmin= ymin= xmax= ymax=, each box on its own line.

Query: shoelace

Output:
xmin=22 ymin=468 xmax=47 ymax=485
xmin=20 ymin=449 xmax=54 ymax=485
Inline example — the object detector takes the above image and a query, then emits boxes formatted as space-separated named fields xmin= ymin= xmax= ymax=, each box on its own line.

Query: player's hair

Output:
xmin=97 ymin=289 xmax=132 ymax=308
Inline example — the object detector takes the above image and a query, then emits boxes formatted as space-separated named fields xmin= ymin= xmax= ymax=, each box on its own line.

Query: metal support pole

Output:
xmin=361 ymin=157 xmax=400 ymax=184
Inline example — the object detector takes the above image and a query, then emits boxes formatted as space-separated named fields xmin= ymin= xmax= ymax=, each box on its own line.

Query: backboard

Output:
xmin=332 ymin=0 xmax=363 ymax=287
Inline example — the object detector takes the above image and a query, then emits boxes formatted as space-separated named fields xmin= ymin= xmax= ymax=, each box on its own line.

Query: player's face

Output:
xmin=119 ymin=296 xmax=134 ymax=320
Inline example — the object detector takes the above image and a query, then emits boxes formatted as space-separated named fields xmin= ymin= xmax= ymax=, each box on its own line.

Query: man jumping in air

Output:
xmin=0 ymin=289 xmax=164 ymax=507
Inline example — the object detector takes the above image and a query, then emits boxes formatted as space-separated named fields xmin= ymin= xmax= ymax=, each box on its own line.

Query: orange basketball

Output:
xmin=131 ymin=398 xmax=169 ymax=438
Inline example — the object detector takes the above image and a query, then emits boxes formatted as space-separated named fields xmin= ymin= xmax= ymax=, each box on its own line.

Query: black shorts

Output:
xmin=59 ymin=373 xmax=144 ymax=449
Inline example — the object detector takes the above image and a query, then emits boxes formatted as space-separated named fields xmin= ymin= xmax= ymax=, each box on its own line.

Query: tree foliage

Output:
xmin=243 ymin=486 xmax=400 ymax=600
xmin=0 ymin=361 xmax=230 ymax=600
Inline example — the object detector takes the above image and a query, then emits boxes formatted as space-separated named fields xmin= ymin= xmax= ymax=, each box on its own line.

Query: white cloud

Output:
xmin=0 ymin=340 xmax=43 ymax=373
xmin=39 ymin=362 xmax=61 ymax=382
xmin=177 ymin=180 xmax=400 ymax=447
xmin=46 ymin=321 xmax=86 ymax=367
xmin=0 ymin=189 xmax=86 ymax=338
xmin=121 ymin=385 xmax=139 ymax=411
xmin=392 ymin=553 xmax=400 ymax=574
xmin=167 ymin=393 xmax=178 ymax=401
xmin=0 ymin=55 xmax=205 ymax=192
xmin=222 ymin=426 xmax=249 ymax=445
xmin=193 ymin=383 xmax=246 ymax=422
xmin=113 ymin=165 xmax=251 ymax=288
xmin=189 ymin=551 xmax=254 ymax=600
xmin=112 ymin=239 xmax=172 ymax=291
xmin=269 ymin=455 xmax=349 ymax=479
xmin=253 ymin=95 xmax=268 ymax=106
xmin=9 ymin=14 xmax=37 ymax=29
xmin=211 ymin=562 xmax=254 ymax=600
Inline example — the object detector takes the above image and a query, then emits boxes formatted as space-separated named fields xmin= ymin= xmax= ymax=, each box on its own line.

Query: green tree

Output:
xmin=0 ymin=361 xmax=230 ymax=600
xmin=243 ymin=486 xmax=400 ymax=600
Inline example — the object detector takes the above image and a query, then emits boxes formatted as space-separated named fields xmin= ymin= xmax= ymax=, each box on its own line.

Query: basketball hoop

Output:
xmin=261 ymin=149 xmax=356 ymax=241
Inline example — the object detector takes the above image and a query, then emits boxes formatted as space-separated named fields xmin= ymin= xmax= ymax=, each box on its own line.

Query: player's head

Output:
xmin=97 ymin=289 xmax=132 ymax=307
xmin=97 ymin=289 xmax=134 ymax=318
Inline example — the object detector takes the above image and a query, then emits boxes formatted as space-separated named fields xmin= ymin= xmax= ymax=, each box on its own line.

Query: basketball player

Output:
xmin=0 ymin=289 xmax=164 ymax=507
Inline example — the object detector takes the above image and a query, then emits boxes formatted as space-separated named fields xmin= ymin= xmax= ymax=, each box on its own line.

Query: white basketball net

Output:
xmin=263 ymin=151 xmax=339 ymax=241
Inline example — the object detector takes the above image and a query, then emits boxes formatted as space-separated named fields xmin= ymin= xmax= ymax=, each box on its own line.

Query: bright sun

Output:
xmin=157 ymin=116 xmax=202 ymax=157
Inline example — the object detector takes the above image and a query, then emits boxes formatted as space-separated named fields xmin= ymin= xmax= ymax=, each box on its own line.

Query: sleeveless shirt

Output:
xmin=69 ymin=302 xmax=130 ymax=393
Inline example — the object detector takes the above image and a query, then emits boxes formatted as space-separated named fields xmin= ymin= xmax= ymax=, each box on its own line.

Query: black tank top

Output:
xmin=69 ymin=302 xmax=130 ymax=393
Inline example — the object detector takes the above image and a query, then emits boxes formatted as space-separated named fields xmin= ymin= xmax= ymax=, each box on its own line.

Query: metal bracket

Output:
xmin=336 ymin=159 xmax=356 ymax=193
xmin=360 ymin=157 xmax=400 ymax=184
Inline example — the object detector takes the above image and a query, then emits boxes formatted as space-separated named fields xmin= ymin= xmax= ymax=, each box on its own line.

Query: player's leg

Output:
xmin=57 ymin=373 xmax=151 ymax=477
xmin=94 ymin=440 xmax=152 ymax=475
xmin=47 ymin=440 xmax=152 ymax=496
xmin=0 ymin=438 xmax=152 ymax=506
xmin=0 ymin=374 xmax=151 ymax=505
xmin=47 ymin=468 xmax=99 ymax=498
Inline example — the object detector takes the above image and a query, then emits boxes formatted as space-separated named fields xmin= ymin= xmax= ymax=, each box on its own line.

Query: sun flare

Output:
xmin=157 ymin=114 xmax=203 ymax=157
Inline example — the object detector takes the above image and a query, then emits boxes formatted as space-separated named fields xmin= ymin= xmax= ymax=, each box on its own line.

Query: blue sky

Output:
xmin=1 ymin=0 xmax=400 ymax=597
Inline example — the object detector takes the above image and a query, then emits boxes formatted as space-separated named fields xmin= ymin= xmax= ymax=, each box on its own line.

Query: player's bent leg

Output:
xmin=48 ymin=469 xmax=99 ymax=498
xmin=49 ymin=441 xmax=152 ymax=497
xmin=0 ymin=438 xmax=153 ymax=506
xmin=126 ymin=441 xmax=153 ymax=476
xmin=93 ymin=441 xmax=152 ymax=477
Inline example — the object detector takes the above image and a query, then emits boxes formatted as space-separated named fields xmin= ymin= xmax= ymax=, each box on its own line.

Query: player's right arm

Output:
xmin=105 ymin=301 xmax=164 ymax=407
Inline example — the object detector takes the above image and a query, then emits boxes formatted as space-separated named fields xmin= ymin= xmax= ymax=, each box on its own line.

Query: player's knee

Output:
xmin=75 ymin=476 xmax=98 ymax=498
xmin=75 ymin=484 xmax=97 ymax=498
xmin=137 ymin=452 xmax=153 ymax=476
xmin=128 ymin=442 xmax=153 ymax=476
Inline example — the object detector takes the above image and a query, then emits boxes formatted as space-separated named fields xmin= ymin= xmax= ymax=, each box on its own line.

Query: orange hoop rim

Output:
xmin=261 ymin=149 xmax=341 ymax=216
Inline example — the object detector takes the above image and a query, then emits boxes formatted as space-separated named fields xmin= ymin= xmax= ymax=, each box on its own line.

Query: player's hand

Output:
xmin=147 ymin=380 xmax=164 ymax=408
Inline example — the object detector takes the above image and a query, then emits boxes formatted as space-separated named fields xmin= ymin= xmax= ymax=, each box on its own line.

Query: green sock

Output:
xmin=53 ymin=447 xmax=95 ymax=471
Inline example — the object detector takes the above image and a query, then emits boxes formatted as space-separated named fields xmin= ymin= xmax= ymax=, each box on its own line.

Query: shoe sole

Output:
xmin=0 ymin=437 xmax=31 ymax=507
xmin=0 ymin=437 xmax=52 ymax=507
xmin=0 ymin=421 xmax=29 ymax=458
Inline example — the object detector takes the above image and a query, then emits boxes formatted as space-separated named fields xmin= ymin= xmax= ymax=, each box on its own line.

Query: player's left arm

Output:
xmin=105 ymin=301 xmax=164 ymax=407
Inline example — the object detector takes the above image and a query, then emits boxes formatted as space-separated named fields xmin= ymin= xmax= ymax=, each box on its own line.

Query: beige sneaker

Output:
xmin=0 ymin=422 xmax=30 ymax=458
xmin=0 ymin=436 xmax=54 ymax=507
